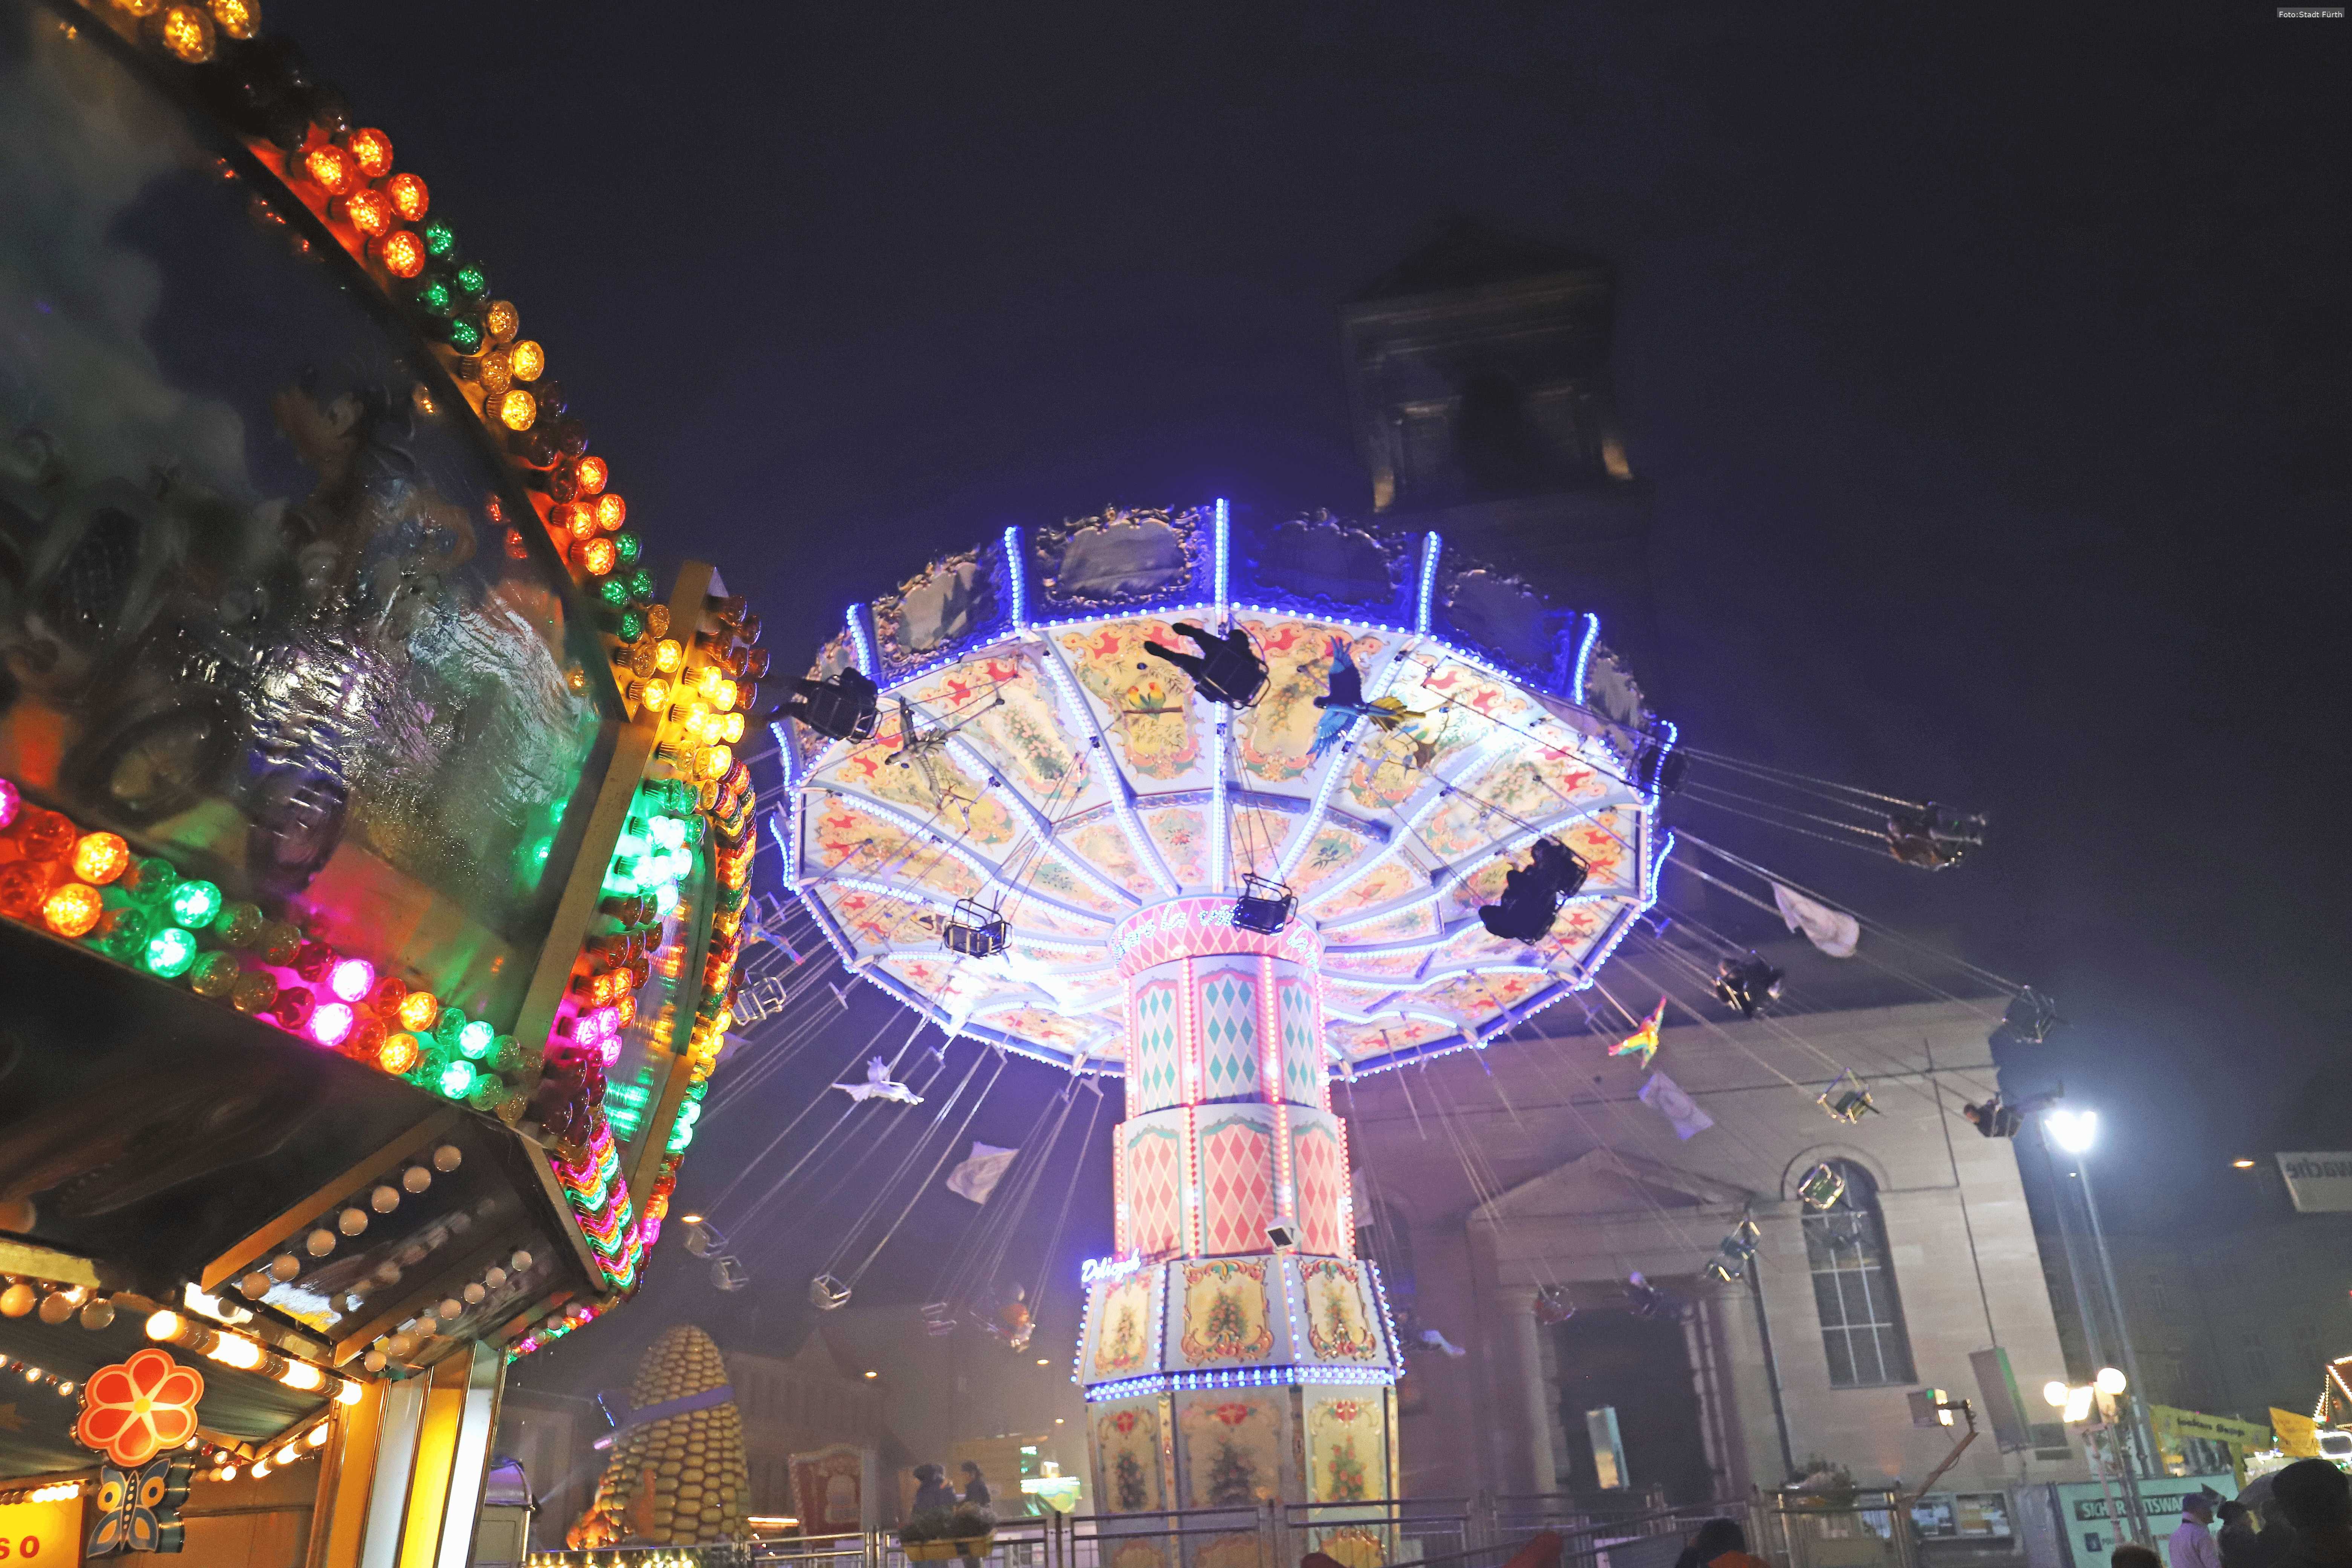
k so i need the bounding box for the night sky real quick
[270,0,2346,1366]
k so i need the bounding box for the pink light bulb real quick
[328,957,375,1003]
[309,1002,355,1048]
[0,778,18,829]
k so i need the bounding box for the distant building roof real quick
[1346,219,1607,303]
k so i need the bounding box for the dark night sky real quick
[271,0,2346,1367]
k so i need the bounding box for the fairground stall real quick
[0,0,763,1560]
[778,505,1674,1566]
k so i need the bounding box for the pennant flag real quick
[945,1142,1019,1204]
[1638,1071,1715,1141]
[1610,997,1668,1067]
[1773,884,1860,959]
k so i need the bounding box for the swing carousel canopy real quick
[779,504,1671,1076]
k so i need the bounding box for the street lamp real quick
[2040,1106,2157,1540]
[2048,1109,2099,1155]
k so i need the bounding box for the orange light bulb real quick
[397,991,439,1032]
[346,127,394,178]
[71,833,130,885]
[344,186,395,237]
[593,493,626,533]
[483,300,519,343]
[42,883,102,939]
[694,745,733,782]
[378,1032,421,1075]
[506,340,545,381]
[303,144,358,197]
[385,172,429,222]
[378,230,426,279]
[158,5,213,61]
[557,503,597,541]
[572,456,608,496]
[207,0,260,41]
[496,389,537,431]
[579,538,618,576]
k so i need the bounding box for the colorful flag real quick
[1610,997,1668,1067]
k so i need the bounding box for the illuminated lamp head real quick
[594,493,626,533]
[483,299,519,343]
[303,143,358,196]
[342,185,395,237]
[496,389,537,432]
[71,832,130,885]
[167,878,222,928]
[158,5,214,62]
[379,1032,422,1075]
[572,455,609,496]
[386,172,429,223]
[397,990,439,1033]
[0,777,19,828]
[42,882,102,938]
[578,538,618,577]
[208,0,261,41]
[346,127,394,178]
[309,1003,355,1049]
[437,1059,477,1100]
[457,1019,496,1060]
[328,957,375,1003]
[507,340,545,381]
[143,926,200,978]
[378,230,426,280]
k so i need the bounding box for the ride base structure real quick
[781,503,1671,1556]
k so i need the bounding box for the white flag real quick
[1773,884,1859,959]
[1639,1071,1715,1141]
[945,1142,1019,1204]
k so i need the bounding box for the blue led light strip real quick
[1212,498,1231,631]
[845,603,877,676]
[1004,525,1029,630]
[1415,532,1443,635]
[1570,613,1600,705]
[1083,1364,1398,1402]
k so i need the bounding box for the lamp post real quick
[2046,1370,2150,1549]
[2045,1112,2160,1475]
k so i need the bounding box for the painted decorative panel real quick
[1291,1118,1347,1257]
[1177,1258,1276,1366]
[1129,977,1183,1115]
[1086,1269,1162,1384]
[1305,1392,1389,1504]
[1175,1390,1289,1508]
[1277,976,1323,1108]
[1294,1259,1384,1365]
[1124,1122,1185,1259]
[1197,1112,1276,1257]
[1194,960,1260,1102]
[1093,1398,1166,1513]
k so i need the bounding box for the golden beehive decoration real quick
[570,1324,749,1546]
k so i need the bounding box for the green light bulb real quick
[169,879,224,929]
[625,568,655,602]
[446,316,484,354]
[144,926,200,978]
[421,219,457,258]
[454,263,489,300]
[438,1059,477,1099]
[458,1019,496,1060]
[615,609,646,642]
[597,578,630,610]
[613,532,641,566]
[414,277,454,316]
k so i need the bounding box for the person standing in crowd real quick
[2250,1498,2300,1568]
[2174,1494,2225,1568]
[2273,1461,2352,1568]
[2223,1501,2263,1568]
[956,1461,993,1568]
[1673,1519,1773,1568]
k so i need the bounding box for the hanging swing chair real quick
[942,898,1009,959]
[1142,622,1269,708]
[1633,735,1687,797]
[710,1255,752,1292]
[1816,1069,1878,1125]
[1533,1286,1576,1325]
[1796,1162,1848,1211]
[808,1273,853,1311]
[1712,952,1784,1018]
[1231,872,1297,936]
[1476,837,1589,944]
[778,668,882,743]
[1990,987,2064,1047]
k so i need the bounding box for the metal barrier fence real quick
[523,1491,1919,1568]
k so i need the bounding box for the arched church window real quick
[1802,1159,1915,1387]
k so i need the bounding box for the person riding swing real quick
[1143,622,1267,707]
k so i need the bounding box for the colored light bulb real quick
[379,1032,421,1075]
[438,1059,476,1099]
[386,172,429,222]
[632,678,670,711]
[379,230,426,279]
[344,186,395,237]
[420,219,456,259]
[496,389,536,430]
[507,340,544,381]
[188,951,240,998]
[304,144,358,196]
[159,5,214,61]
[453,262,489,300]
[557,503,597,541]
[123,856,178,900]
[614,610,646,643]
[0,778,18,828]
[597,578,631,610]
[167,879,222,928]
[473,350,513,398]
[715,712,745,744]
[693,746,733,782]
[309,1002,355,1048]
[446,316,484,354]
[652,639,683,675]
[230,971,279,1014]
[71,833,130,885]
[484,300,519,342]
[398,991,439,1032]
[593,493,626,532]
[207,0,259,40]
[572,455,608,495]
[214,900,264,945]
[143,926,199,978]
[711,679,740,712]
[457,1019,496,1060]
[17,809,76,862]
[328,957,375,1003]
[412,274,453,315]
[42,883,101,938]
[612,532,641,567]
[346,127,394,178]
[578,538,617,576]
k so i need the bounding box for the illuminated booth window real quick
[1802,1160,1915,1388]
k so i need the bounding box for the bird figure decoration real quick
[831,1056,923,1105]
[1415,1328,1468,1358]
[1309,637,1422,760]
[1609,997,1668,1068]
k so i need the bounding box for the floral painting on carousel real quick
[1089,1270,1158,1381]
[1176,1392,1286,1508]
[1095,1402,1164,1514]
[1306,1394,1387,1504]
[1179,1259,1275,1364]
[1299,1260,1382,1362]
[1057,622,1203,780]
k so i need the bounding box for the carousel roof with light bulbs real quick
[776,504,1672,1076]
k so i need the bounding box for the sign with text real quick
[0,1494,83,1565]
[2277,1153,2352,1213]
[2054,1474,2233,1568]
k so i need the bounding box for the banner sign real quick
[2277,1153,2352,1213]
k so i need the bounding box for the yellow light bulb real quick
[507,340,545,381]
[717,713,746,744]
[484,300,519,342]
[475,350,513,397]
[279,1362,324,1391]
[158,5,214,61]
[496,389,537,431]
[207,0,260,41]
[653,639,683,674]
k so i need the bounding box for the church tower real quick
[1339,222,1657,676]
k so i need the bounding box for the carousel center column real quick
[1075,897,1403,1562]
